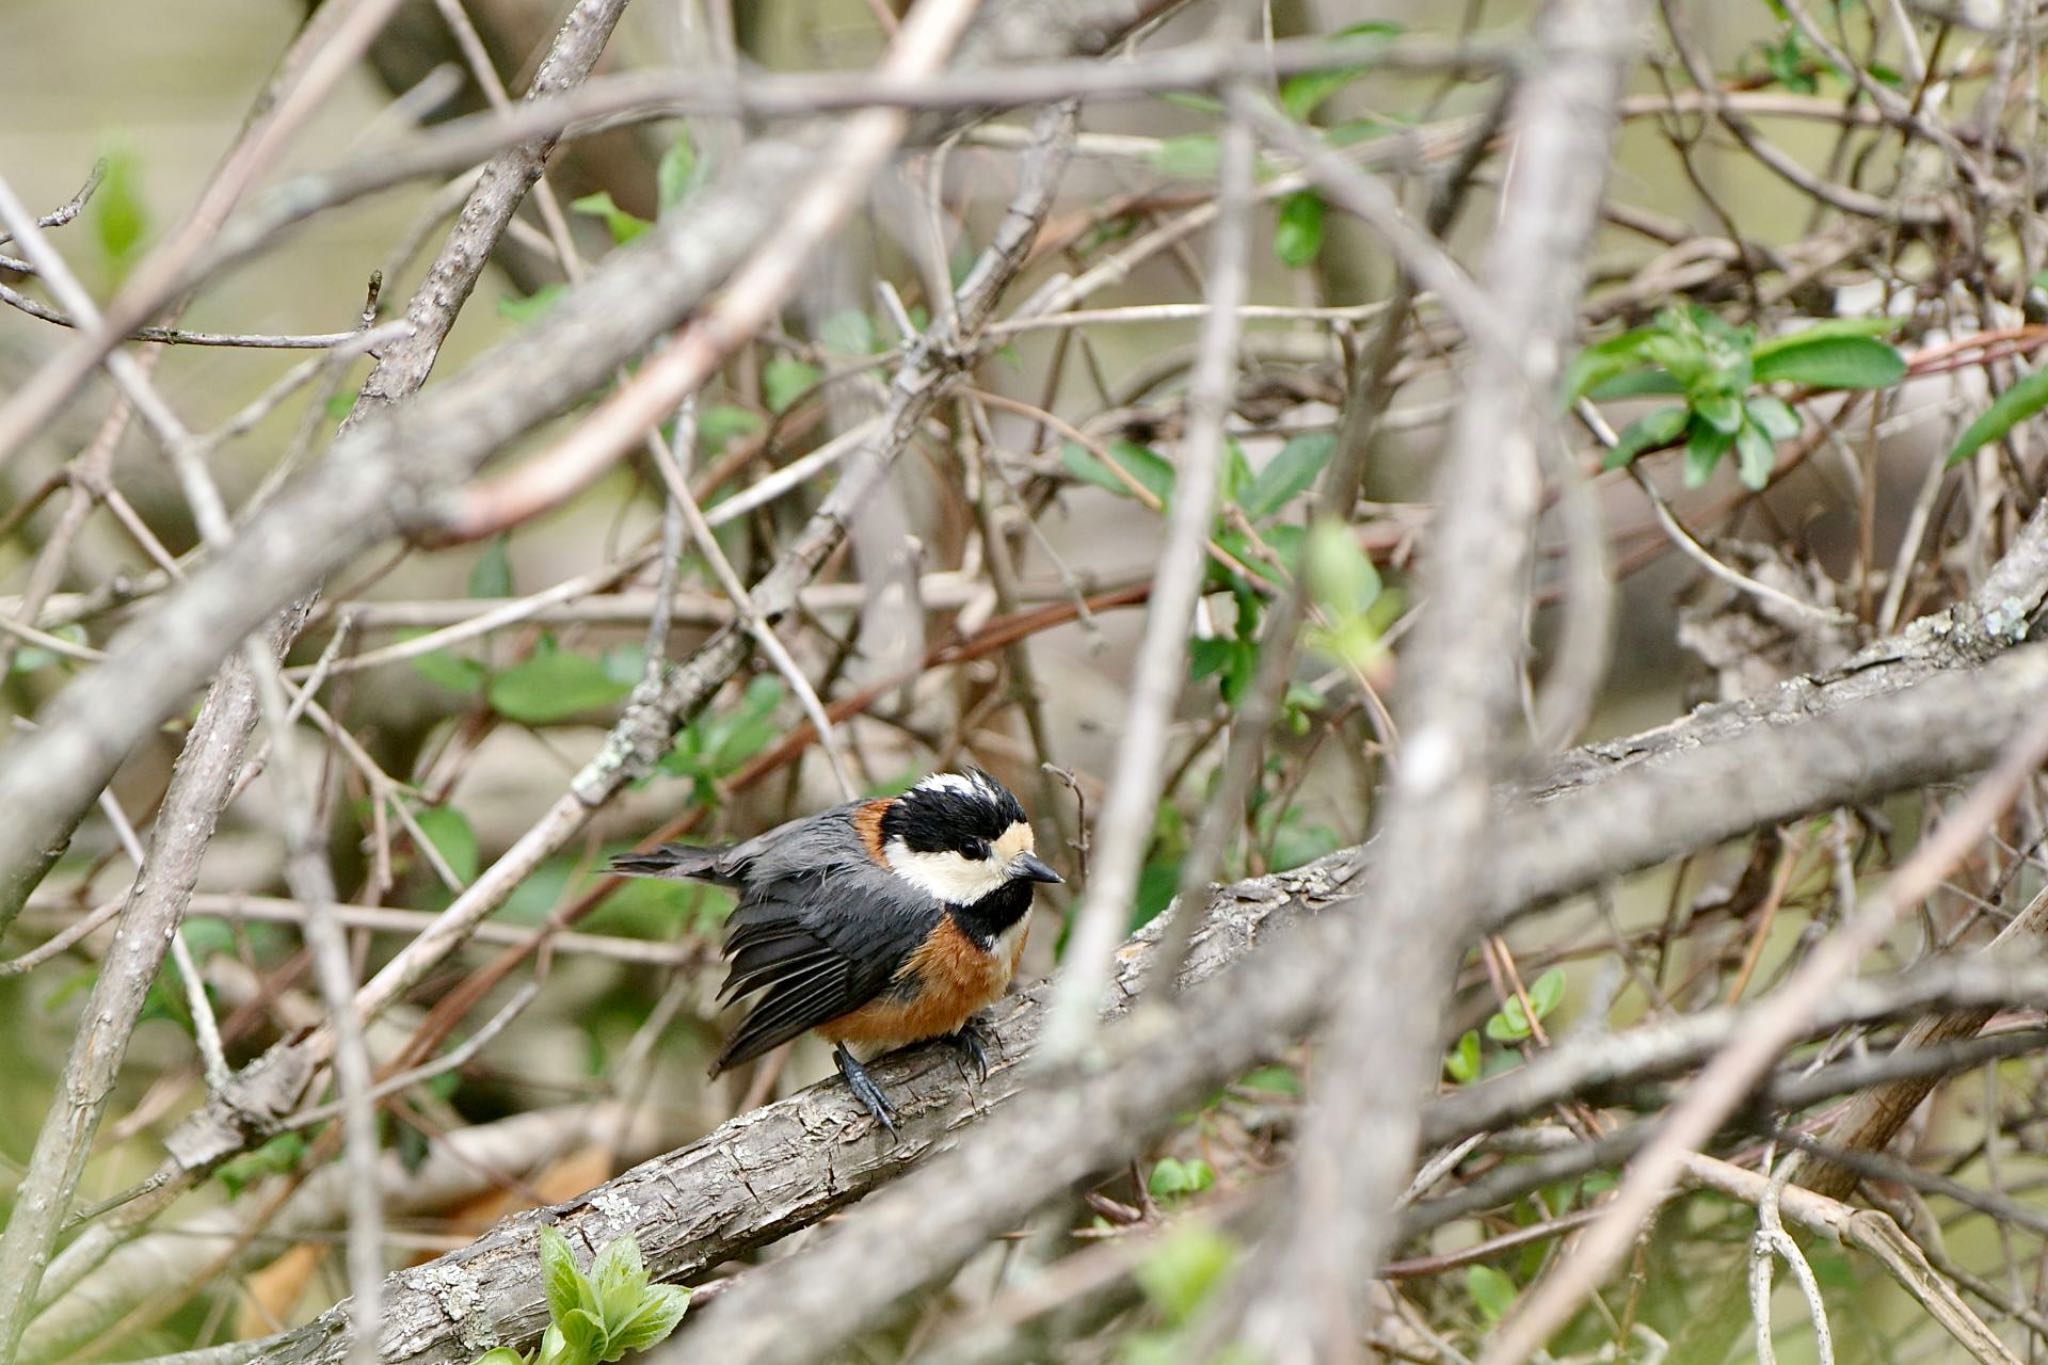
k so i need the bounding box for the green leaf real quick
[411,804,479,884]
[1277,21,1402,119]
[1757,316,1901,346]
[1189,636,1257,704]
[1949,364,2048,466]
[1586,369,1685,401]
[549,1309,604,1365]
[1744,394,1801,441]
[607,1285,691,1355]
[92,147,150,277]
[1273,191,1325,268]
[1734,417,1778,490]
[660,676,783,783]
[1485,999,1532,1043]
[590,1236,649,1335]
[657,133,698,214]
[1241,432,1334,520]
[489,646,633,724]
[410,642,487,696]
[762,356,821,415]
[1304,518,1381,616]
[1527,967,1566,1020]
[1563,326,1660,402]
[1134,1223,1236,1324]
[1751,335,1905,389]
[697,403,763,455]
[1602,405,1688,470]
[470,1349,530,1365]
[1278,68,1359,121]
[538,1228,586,1326]
[498,284,568,324]
[818,309,879,356]
[1059,439,1175,506]
[1467,1264,1517,1322]
[215,1132,307,1198]
[1150,134,1220,180]
[1238,1065,1301,1095]
[1221,437,1254,505]
[1444,1029,1482,1084]
[1761,29,1818,93]
[1683,418,1734,488]
[470,536,514,600]
[570,191,650,245]
[1693,391,1744,435]
[1148,1157,1193,1198]
[1147,1156,1214,1200]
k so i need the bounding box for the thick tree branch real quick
[239,640,2048,1365]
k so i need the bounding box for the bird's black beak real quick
[1013,853,1063,884]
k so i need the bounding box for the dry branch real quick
[234,636,2048,1365]
[1245,3,1641,1355]
[0,0,1162,923]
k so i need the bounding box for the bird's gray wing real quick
[614,802,871,886]
[718,801,874,882]
[712,860,938,1073]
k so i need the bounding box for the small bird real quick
[609,769,1063,1133]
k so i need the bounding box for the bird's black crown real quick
[881,769,1027,857]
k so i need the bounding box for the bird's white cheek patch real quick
[884,840,1010,904]
[993,821,1035,863]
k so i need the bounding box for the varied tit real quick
[609,769,1062,1134]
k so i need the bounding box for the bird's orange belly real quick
[821,916,1028,1052]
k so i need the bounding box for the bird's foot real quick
[941,1017,993,1083]
[834,1044,899,1136]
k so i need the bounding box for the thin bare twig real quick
[1040,37,1257,1061]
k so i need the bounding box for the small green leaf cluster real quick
[471,1229,689,1365]
[564,131,705,249]
[1146,1156,1216,1202]
[1148,23,1401,271]
[1567,306,1904,489]
[1061,430,1348,699]
[654,674,784,805]
[1442,967,1566,1084]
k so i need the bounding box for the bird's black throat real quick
[950,877,1035,949]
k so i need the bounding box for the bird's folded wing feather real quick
[712,862,938,1071]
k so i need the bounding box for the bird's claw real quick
[943,1018,993,1083]
[834,1044,899,1137]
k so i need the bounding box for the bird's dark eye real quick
[968,838,993,860]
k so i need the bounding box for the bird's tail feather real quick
[607,843,736,884]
